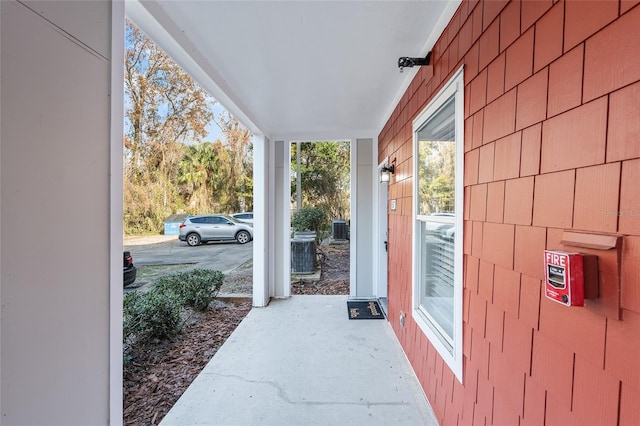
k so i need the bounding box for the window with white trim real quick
[412,67,464,382]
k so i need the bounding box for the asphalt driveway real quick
[124,235,253,289]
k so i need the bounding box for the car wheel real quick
[186,233,201,246]
[236,230,250,244]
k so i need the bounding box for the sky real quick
[205,101,227,143]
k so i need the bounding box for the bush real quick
[123,268,225,349]
[123,290,182,346]
[291,207,327,234]
[155,269,224,312]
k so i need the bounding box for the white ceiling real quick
[126,0,461,140]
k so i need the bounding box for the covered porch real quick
[161,296,438,425]
[4,0,640,424]
[0,0,458,424]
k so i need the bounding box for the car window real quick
[210,216,227,225]
[190,217,207,224]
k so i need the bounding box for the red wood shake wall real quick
[378,0,640,424]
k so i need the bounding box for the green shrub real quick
[123,268,225,351]
[123,289,182,346]
[291,207,327,234]
[155,269,225,311]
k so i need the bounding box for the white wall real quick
[1,1,115,424]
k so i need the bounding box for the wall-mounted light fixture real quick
[380,164,395,183]
[398,51,432,73]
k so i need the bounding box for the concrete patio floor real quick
[161,295,438,425]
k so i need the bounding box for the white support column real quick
[268,137,276,298]
[350,140,357,297]
[353,138,375,298]
[273,140,290,298]
[253,134,271,307]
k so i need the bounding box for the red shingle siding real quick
[378,1,640,423]
[485,181,504,223]
[520,123,541,176]
[493,132,522,180]
[482,90,516,144]
[573,163,621,232]
[620,383,640,425]
[499,0,521,51]
[521,0,553,32]
[547,44,584,117]
[533,1,564,73]
[515,69,548,131]
[519,274,541,330]
[608,82,640,162]
[533,170,575,228]
[583,4,640,101]
[564,0,619,52]
[540,97,608,173]
[504,28,534,90]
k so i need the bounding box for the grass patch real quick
[135,264,195,284]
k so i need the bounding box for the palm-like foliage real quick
[178,142,219,213]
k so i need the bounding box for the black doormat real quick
[347,300,385,320]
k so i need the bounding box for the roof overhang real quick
[126,0,461,141]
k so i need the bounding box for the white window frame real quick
[412,66,464,382]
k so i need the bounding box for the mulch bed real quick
[123,301,252,426]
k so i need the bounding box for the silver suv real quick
[179,214,254,246]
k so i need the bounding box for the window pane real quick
[417,97,455,216]
[419,220,455,343]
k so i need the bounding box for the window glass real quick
[417,98,456,217]
[419,220,455,343]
